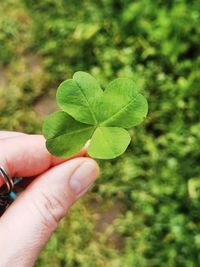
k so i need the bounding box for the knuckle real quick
[32,191,68,230]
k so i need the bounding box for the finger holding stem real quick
[0,134,99,267]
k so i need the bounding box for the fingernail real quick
[69,160,99,195]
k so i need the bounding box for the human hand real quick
[0,131,99,267]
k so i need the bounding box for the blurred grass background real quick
[0,0,200,266]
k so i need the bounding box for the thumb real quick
[0,157,99,267]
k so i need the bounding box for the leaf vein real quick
[49,126,95,140]
[100,94,139,126]
[98,127,115,154]
[75,80,98,124]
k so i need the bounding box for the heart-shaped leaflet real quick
[43,71,148,159]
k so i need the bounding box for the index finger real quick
[0,134,86,187]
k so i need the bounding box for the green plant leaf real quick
[56,71,103,125]
[96,78,148,128]
[88,127,131,159]
[43,111,95,157]
[43,72,148,159]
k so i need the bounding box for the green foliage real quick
[0,0,200,266]
[43,72,147,159]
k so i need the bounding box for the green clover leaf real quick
[43,71,148,159]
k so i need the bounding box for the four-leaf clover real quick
[43,71,148,159]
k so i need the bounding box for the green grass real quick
[0,0,200,266]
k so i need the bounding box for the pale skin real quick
[0,131,100,267]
